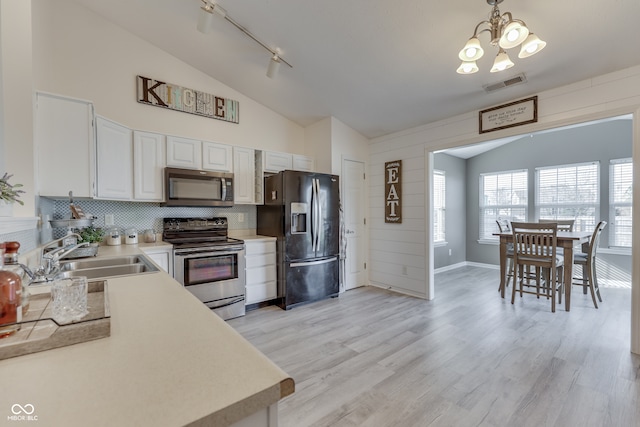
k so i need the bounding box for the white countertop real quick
[0,244,293,426]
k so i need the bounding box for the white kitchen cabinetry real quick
[166,136,202,169]
[167,136,233,172]
[233,147,256,204]
[134,131,165,201]
[292,154,315,172]
[202,141,233,172]
[96,116,133,200]
[263,151,293,173]
[142,246,173,277]
[245,238,277,305]
[35,92,96,198]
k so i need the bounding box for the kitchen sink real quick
[58,255,159,280]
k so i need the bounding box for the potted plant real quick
[0,173,25,216]
[77,226,105,245]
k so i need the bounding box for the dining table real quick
[495,230,592,311]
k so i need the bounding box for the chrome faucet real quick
[24,234,91,284]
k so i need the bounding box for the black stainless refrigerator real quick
[257,170,340,310]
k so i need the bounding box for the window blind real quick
[535,161,599,232]
[479,169,528,240]
[433,170,446,243]
[609,158,633,247]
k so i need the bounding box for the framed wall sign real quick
[136,75,239,124]
[385,160,402,223]
[479,96,537,134]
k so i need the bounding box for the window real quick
[433,170,446,243]
[610,158,633,247]
[479,169,528,240]
[536,162,599,232]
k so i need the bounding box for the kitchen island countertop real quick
[0,244,294,426]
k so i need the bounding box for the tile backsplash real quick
[47,199,257,239]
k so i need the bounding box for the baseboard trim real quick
[435,261,497,274]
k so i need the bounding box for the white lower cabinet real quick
[245,238,277,305]
[142,246,173,277]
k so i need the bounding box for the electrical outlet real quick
[238,213,245,223]
[105,214,114,226]
[402,265,408,275]
[449,249,452,256]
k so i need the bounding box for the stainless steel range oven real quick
[163,218,245,320]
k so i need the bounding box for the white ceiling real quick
[71,0,640,139]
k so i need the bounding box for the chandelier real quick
[457,0,546,75]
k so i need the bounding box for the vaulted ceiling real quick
[71,0,640,139]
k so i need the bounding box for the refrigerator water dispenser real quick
[290,202,308,234]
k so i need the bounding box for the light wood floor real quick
[228,266,640,427]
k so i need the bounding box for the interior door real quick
[343,159,367,290]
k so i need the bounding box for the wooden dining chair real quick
[539,219,575,231]
[511,222,564,312]
[496,218,514,294]
[573,221,607,309]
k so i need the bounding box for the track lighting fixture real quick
[266,53,281,79]
[196,0,292,78]
[457,0,546,75]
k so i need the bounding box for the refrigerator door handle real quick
[290,257,338,268]
[312,178,320,252]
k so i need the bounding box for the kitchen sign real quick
[385,160,402,223]
[136,75,239,124]
[479,96,537,133]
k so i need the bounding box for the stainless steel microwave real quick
[164,167,234,207]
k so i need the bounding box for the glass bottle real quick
[3,241,29,315]
[0,242,22,338]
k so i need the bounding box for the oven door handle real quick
[203,297,245,309]
[174,248,244,257]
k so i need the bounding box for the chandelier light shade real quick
[490,48,514,73]
[196,0,292,78]
[456,0,546,74]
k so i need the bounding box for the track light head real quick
[197,3,214,34]
[266,54,281,79]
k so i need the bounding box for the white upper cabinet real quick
[263,151,293,173]
[202,141,233,172]
[134,131,166,201]
[166,136,202,169]
[233,147,256,204]
[96,116,133,200]
[35,92,96,198]
[166,136,233,172]
[292,154,315,172]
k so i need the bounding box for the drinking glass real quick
[51,276,88,324]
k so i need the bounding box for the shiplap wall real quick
[368,64,640,354]
[368,65,640,297]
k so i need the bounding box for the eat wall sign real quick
[385,160,402,224]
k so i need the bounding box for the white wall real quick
[0,0,35,216]
[330,117,369,177]
[369,65,640,353]
[304,117,332,174]
[31,0,304,153]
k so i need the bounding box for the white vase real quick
[0,200,14,217]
